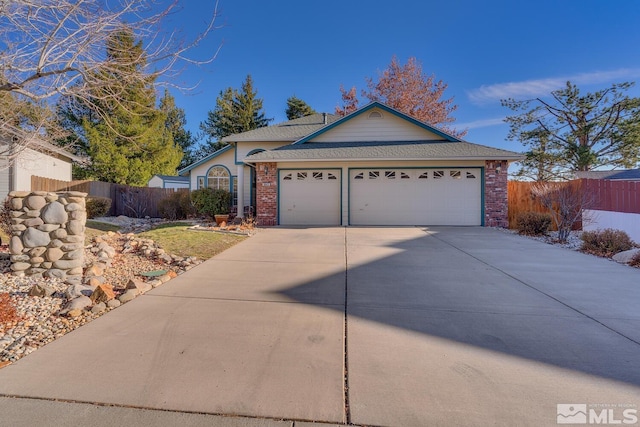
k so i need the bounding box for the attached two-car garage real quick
[278,167,483,226]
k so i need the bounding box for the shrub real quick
[158,191,195,220]
[86,197,112,218]
[516,212,552,236]
[0,198,12,243]
[629,251,640,268]
[0,293,19,330]
[190,188,232,218]
[580,228,634,257]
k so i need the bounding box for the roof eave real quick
[178,144,234,175]
[245,155,524,163]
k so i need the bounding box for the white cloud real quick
[467,68,640,104]
[456,117,505,130]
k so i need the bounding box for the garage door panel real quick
[280,170,341,225]
[350,168,481,226]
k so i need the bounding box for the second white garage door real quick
[349,168,482,226]
[279,169,341,225]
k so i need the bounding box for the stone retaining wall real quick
[8,191,87,285]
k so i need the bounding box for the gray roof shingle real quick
[220,113,339,142]
[244,140,523,162]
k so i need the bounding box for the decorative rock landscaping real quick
[0,227,204,365]
[8,191,87,285]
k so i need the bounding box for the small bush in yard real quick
[158,191,195,220]
[0,293,19,330]
[580,228,634,257]
[0,198,12,243]
[516,212,552,236]
[86,197,112,218]
[630,251,640,268]
[191,188,231,218]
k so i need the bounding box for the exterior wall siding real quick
[310,108,443,143]
[15,147,72,192]
[148,176,163,188]
[484,160,509,227]
[0,157,10,201]
[256,162,277,226]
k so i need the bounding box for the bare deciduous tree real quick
[0,0,220,163]
[531,181,595,242]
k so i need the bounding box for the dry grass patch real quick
[138,223,246,260]
[85,220,121,244]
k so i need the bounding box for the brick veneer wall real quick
[256,162,277,226]
[484,160,509,227]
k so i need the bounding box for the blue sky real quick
[166,0,640,155]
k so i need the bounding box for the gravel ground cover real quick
[0,218,205,366]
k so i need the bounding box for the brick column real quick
[484,160,508,227]
[256,162,277,226]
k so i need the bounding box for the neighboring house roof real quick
[245,140,522,162]
[220,113,340,143]
[178,144,234,175]
[0,125,89,164]
[152,174,189,182]
[294,102,460,144]
[576,169,640,180]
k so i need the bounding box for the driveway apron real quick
[0,227,639,427]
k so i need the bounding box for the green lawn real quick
[138,223,246,260]
[3,220,244,261]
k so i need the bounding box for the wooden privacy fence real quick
[507,180,584,230]
[582,178,640,214]
[508,178,640,229]
[508,181,550,228]
[31,176,187,218]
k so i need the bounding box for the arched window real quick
[207,166,230,191]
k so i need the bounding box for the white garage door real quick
[350,168,482,226]
[279,169,341,225]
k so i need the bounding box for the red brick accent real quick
[484,160,509,227]
[256,162,277,226]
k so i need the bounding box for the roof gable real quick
[177,144,233,175]
[220,113,339,143]
[294,102,460,145]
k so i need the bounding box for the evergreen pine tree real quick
[81,27,182,185]
[159,89,196,170]
[285,95,316,120]
[199,75,272,157]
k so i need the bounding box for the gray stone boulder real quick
[613,248,640,264]
[29,283,56,297]
[60,295,92,315]
[41,201,68,224]
[118,289,138,303]
[91,302,107,314]
[65,283,94,299]
[22,228,50,248]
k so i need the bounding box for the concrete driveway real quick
[0,227,639,427]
